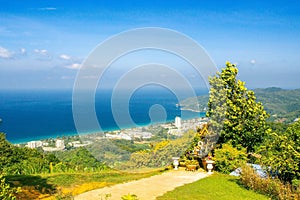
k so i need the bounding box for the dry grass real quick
[240,165,300,200]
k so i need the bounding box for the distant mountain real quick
[179,87,300,123]
[179,95,209,112]
[254,87,300,123]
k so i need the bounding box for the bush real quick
[118,131,196,170]
[258,121,300,183]
[240,165,300,200]
[214,143,247,174]
[0,173,21,200]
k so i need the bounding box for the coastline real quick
[12,111,206,145]
[180,108,203,113]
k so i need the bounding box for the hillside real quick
[180,87,300,123]
[179,95,209,112]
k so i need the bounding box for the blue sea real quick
[0,87,207,143]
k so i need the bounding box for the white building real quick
[119,133,132,140]
[27,141,43,148]
[141,132,153,139]
[175,116,182,129]
[55,139,65,149]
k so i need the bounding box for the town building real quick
[55,139,65,149]
[175,116,182,129]
[27,141,43,148]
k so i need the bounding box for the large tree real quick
[206,62,270,152]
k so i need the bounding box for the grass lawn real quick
[157,173,269,200]
[7,169,162,199]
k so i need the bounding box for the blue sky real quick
[0,0,300,89]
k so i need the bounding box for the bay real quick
[0,87,207,143]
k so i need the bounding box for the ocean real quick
[0,87,207,143]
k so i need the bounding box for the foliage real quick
[54,147,107,172]
[0,132,107,175]
[157,173,268,200]
[121,193,139,200]
[214,143,247,174]
[119,130,195,170]
[111,139,149,153]
[206,61,270,152]
[254,87,300,123]
[267,121,288,133]
[184,159,199,166]
[184,129,201,158]
[258,121,300,183]
[181,87,300,124]
[0,132,59,175]
[0,173,21,200]
[85,139,132,167]
[240,165,300,200]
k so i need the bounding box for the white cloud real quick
[250,59,256,65]
[34,49,48,55]
[65,63,81,70]
[59,54,71,60]
[0,46,13,58]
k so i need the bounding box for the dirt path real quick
[75,170,208,200]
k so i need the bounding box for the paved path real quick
[75,170,208,200]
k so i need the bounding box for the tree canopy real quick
[259,121,300,183]
[206,62,270,152]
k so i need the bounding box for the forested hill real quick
[180,87,300,123]
[254,87,300,123]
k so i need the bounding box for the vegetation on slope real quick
[0,132,161,198]
[180,87,300,123]
[254,87,300,123]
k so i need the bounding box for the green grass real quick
[43,170,162,187]
[157,173,269,200]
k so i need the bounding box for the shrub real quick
[258,121,300,183]
[119,131,195,169]
[185,159,199,166]
[240,165,300,200]
[214,143,247,174]
[0,173,21,200]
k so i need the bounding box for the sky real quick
[0,0,300,89]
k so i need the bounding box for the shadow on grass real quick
[227,176,250,190]
[6,174,57,198]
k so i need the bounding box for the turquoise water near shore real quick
[0,87,207,143]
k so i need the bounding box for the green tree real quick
[259,121,300,183]
[0,132,59,175]
[0,133,21,173]
[207,62,270,152]
[55,147,106,171]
